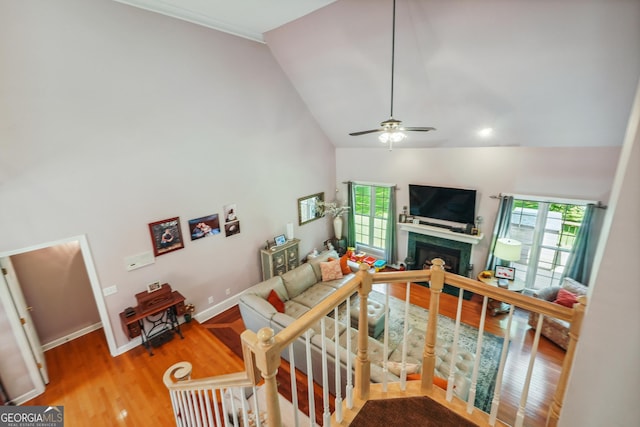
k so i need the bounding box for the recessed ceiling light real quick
[478,127,494,138]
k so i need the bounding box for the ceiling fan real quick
[349,0,435,149]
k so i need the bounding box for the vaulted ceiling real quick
[115,0,640,149]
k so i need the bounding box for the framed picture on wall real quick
[148,217,185,256]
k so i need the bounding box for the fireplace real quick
[407,231,473,299]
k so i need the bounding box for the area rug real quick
[333,292,504,413]
[350,396,479,427]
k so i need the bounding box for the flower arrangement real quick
[185,303,195,314]
[317,201,350,218]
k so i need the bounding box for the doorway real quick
[0,235,117,403]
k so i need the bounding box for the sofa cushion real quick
[245,275,289,301]
[554,288,578,308]
[293,283,336,308]
[307,250,340,281]
[284,300,311,320]
[321,273,355,290]
[320,259,343,281]
[562,277,588,296]
[281,264,318,299]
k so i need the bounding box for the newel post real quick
[546,295,587,427]
[253,327,282,427]
[421,258,444,392]
[355,263,372,400]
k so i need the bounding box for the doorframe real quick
[0,234,117,358]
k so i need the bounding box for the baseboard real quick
[42,322,103,352]
[195,293,241,323]
[9,388,42,406]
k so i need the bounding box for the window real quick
[352,184,391,257]
[508,200,586,289]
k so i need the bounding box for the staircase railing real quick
[164,259,586,427]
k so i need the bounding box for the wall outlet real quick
[208,296,214,304]
[103,285,117,296]
[225,288,231,296]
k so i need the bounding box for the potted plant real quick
[184,303,195,322]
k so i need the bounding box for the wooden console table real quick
[120,287,185,355]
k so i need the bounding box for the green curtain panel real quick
[485,195,514,271]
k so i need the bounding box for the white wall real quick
[560,83,640,426]
[0,0,335,369]
[336,146,620,272]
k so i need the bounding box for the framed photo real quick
[224,203,237,223]
[148,217,185,256]
[188,213,221,241]
[225,220,241,237]
[147,281,162,293]
[495,266,515,280]
[274,234,286,246]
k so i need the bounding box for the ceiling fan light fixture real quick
[379,130,406,144]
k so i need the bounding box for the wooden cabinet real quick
[260,239,300,280]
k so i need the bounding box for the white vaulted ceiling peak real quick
[115,0,640,149]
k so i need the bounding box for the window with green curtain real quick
[353,184,391,254]
[509,200,586,289]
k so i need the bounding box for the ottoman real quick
[350,298,386,338]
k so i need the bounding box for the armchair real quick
[528,277,588,350]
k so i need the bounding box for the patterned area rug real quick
[334,291,504,412]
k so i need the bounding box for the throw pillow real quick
[554,288,578,308]
[404,373,448,390]
[320,259,343,282]
[267,289,285,313]
[339,255,351,275]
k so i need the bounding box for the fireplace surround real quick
[407,231,474,299]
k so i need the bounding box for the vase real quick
[333,216,343,239]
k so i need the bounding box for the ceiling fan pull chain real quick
[390,0,396,119]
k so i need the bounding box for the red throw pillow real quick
[554,288,579,308]
[267,289,285,313]
[339,255,351,275]
[433,376,448,390]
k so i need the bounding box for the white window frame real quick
[352,184,391,259]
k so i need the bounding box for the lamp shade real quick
[494,238,522,262]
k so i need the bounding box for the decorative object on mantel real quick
[399,206,408,223]
[318,200,350,239]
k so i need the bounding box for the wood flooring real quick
[23,282,565,427]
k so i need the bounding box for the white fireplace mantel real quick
[400,222,484,245]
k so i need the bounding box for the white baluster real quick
[345,295,354,409]
[239,387,249,427]
[203,389,214,426]
[447,288,465,402]
[515,312,544,427]
[187,390,197,427]
[251,385,261,427]
[305,330,315,427]
[212,389,222,427]
[334,307,343,422]
[400,281,412,390]
[169,390,181,426]
[195,389,205,427]
[467,295,489,414]
[320,318,331,426]
[382,283,391,392]
[288,345,300,427]
[489,304,515,426]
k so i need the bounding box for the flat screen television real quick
[409,184,476,224]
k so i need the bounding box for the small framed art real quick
[147,281,162,293]
[495,266,515,280]
[274,234,286,246]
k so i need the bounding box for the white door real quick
[0,257,49,384]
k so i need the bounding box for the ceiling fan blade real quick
[402,127,436,132]
[349,129,384,136]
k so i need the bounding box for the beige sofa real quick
[527,277,588,350]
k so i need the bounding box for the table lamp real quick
[494,238,522,267]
